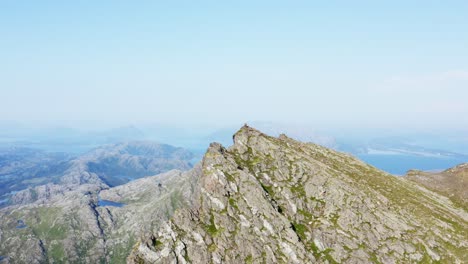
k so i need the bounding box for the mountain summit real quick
[129,125,467,263]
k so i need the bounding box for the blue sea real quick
[357,154,467,175]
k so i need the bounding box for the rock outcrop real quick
[129,125,468,264]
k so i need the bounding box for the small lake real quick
[97,198,125,207]
[16,220,27,229]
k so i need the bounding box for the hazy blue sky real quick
[1,1,467,130]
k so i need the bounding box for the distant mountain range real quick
[0,147,71,201]
[0,141,194,206]
[1,122,466,174]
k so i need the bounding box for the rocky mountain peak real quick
[129,126,468,264]
[232,124,263,146]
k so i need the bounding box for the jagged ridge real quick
[129,125,468,264]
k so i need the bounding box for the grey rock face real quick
[130,125,468,264]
